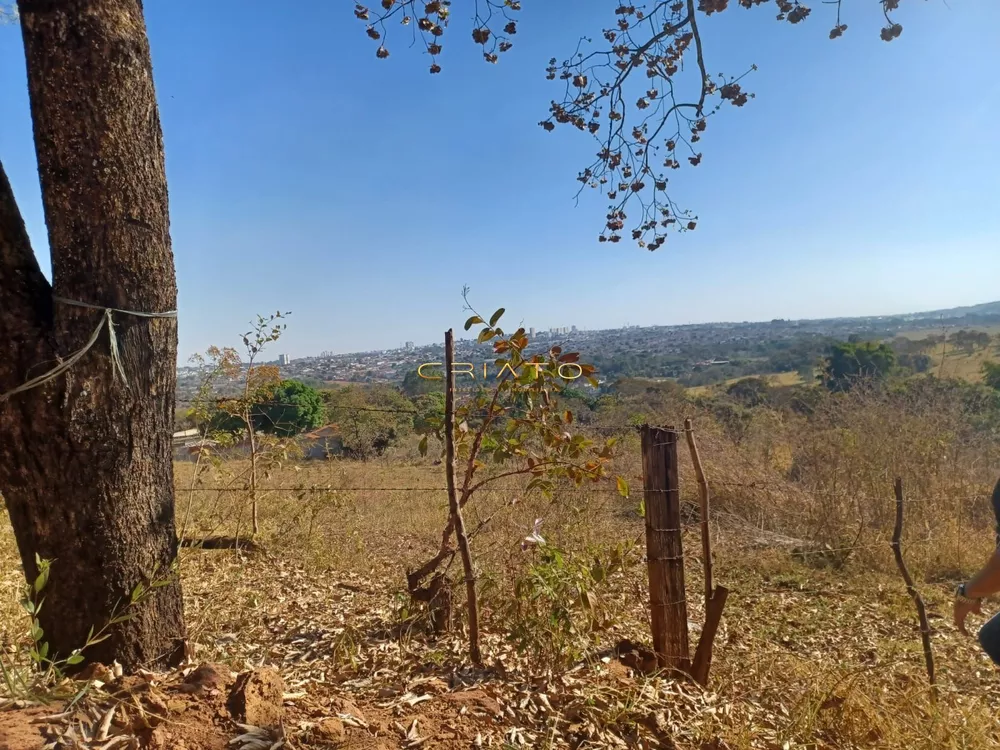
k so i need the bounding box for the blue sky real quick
[1,1,998,360]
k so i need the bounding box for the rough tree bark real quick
[0,0,185,671]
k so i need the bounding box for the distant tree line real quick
[190,329,999,456]
[189,375,447,461]
[575,328,998,390]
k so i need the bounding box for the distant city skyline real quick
[230,296,999,362]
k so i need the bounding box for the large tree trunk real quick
[0,0,185,671]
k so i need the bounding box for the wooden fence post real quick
[640,425,691,673]
[891,478,936,701]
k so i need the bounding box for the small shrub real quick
[1,556,176,701]
[498,542,632,669]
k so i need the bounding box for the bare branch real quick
[352,0,910,250]
[353,1,907,247]
[535,0,910,248]
[355,0,521,72]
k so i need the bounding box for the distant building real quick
[278,354,291,365]
[172,429,218,462]
[405,341,414,351]
[571,325,577,333]
[529,327,535,338]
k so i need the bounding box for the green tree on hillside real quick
[412,392,446,433]
[897,353,933,374]
[255,380,325,437]
[952,329,992,354]
[322,385,415,460]
[207,378,324,438]
[726,377,772,408]
[402,368,443,397]
[821,341,897,392]
[984,362,1000,392]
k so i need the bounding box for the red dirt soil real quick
[0,661,544,750]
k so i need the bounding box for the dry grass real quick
[3,383,1000,748]
[687,371,805,397]
[932,347,997,384]
[894,325,1000,384]
[895,325,1000,341]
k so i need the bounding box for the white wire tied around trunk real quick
[0,297,177,403]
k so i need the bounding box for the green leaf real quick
[616,476,629,498]
[477,329,495,344]
[130,583,145,604]
[637,498,645,518]
[464,315,484,331]
[33,568,49,594]
[418,435,429,457]
[489,308,505,327]
[65,653,85,666]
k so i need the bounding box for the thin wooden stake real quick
[684,418,727,686]
[891,478,936,701]
[691,585,728,687]
[684,418,713,605]
[445,329,482,665]
[640,425,690,673]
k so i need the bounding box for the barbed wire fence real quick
[171,391,997,689]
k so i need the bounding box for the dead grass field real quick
[3,383,1000,748]
[895,325,1000,341]
[896,326,1000,384]
[932,347,998,384]
[687,371,805,397]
